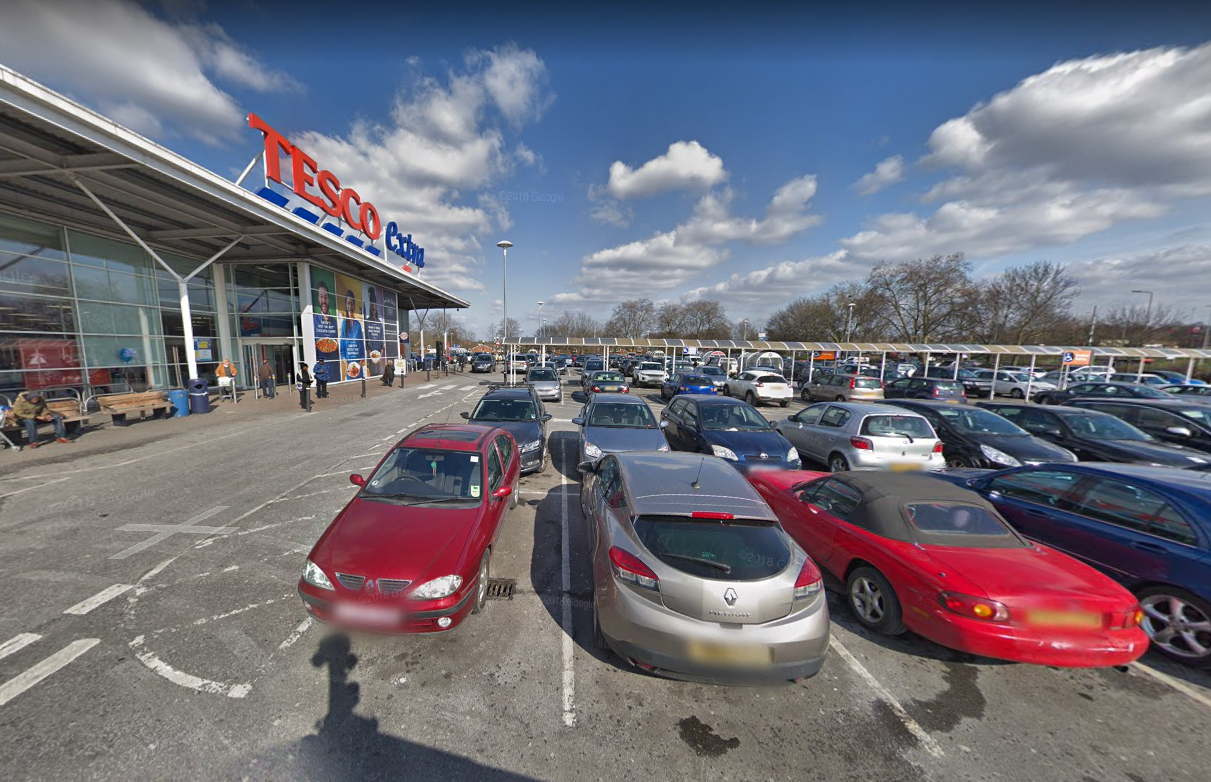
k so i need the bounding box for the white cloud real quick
[514,142,540,168]
[295,45,553,294]
[0,0,296,145]
[684,251,855,309]
[852,156,905,196]
[588,199,633,229]
[605,141,727,199]
[1069,243,1211,313]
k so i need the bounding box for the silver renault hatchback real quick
[578,451,829,684]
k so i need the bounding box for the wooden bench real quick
[96,391,171,426]
[0,397,90,451]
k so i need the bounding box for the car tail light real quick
[849,378,857,389]
[938,592,1009,622]
[592,386,601,392]
[933,387,943,397]
[621,386,629,393]
[932,441,944,454]
[691,511,734,520]
[1109,606,1145,630]
[794,558,823,600]
[756,382,764,388]
[609,547,659,591]
[850,437,873,450]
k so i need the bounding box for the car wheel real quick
[779,400,790,408]
[1136,586,1211,667]
[591,598,609,651]
[828,453,850,473]
[801,388,809,401]
[835,395,846,402]
[510,481,519,509]
[846,567,905,636]
[1010,388,1025,399]
[946,456,972,469]
[745,391,756,406]
[471,552,490,615]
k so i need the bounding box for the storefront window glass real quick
[0,213,66,260]
[0,252,72,296]
[66,231,154,275]
[0,292,75,332]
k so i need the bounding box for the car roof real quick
[613,452,776,520]
[589,393,646,405]
[684,395,746,406]
[404,424,494,450]
[1068,398,1203,410]
[811,401,928,417]
[483,388,538,400]
[1029,463,1211,498]
[882,399,972,410]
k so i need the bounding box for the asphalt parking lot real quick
[1,371,1209,781]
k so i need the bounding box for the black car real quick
[883,376,968,403]
[924,366,992,397]
[461,387,552,473]
[1163,385,1211,402]
[977,402,1211,469]
[1064,399,1211,455]
[469,352,497,373]
[659,395,800,474]
[1033,381,1172,405]
[882,399,1076,469]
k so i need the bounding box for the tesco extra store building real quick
[0,64,467,398]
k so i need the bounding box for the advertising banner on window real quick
[307,265,403,383]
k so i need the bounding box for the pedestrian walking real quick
[298,362,313,410]
[257,359,275,398]
[381,359,395,387]
[12,391,72,448]
[314,359,330,398]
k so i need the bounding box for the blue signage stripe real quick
[364,246,382,257]
[321,223,344,237]
[345,236,365,248]
[292,207,320,223]
[256,187,290,207]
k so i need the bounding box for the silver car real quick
[526,368,562,403]
[578,451,830,684]
[572,393,669,462]
[776,402,945,473]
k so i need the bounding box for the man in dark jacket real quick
[314,359,329,398]
[257,359,275,398]
[13,392,71,448]
[381,360,395,387]
[298,363,313,410]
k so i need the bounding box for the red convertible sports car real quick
[298,423,520,633]
[748,470,1149,667]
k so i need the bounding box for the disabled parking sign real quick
[1062,349,1092,366]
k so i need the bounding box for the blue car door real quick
[980,468,1091,558]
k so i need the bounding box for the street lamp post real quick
[1131,289,1154,381]
[497,240,513,383]
[741,319,749,341]
[537,301,544,363]
[844,302,856,359]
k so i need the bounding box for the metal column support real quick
[989,353,1001,400]
[1025,355,1037,401]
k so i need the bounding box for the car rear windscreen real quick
[854,377,882,389]
[758,375,787,384]
[933,381,963,392]
[904,503,1016,539]
[634,516,791,581]
[860,415,935,438]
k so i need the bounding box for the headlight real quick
[583,441,602,459]
[787,447,800,463]
[302,560,335,591]
[410,575,463,600]
[520,439,542,452]
[979,444,1021,467]
[712,445,739,460]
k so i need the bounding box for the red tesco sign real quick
[248,113,382,241]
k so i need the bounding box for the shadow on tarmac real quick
[229,634,537,781]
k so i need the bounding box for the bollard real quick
[361,375,367,398]
[303,386,312,413]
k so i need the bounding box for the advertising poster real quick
[382,290,398,330]
[343,359,364,382]
[312,267,338,319]
[313,312,340,379]
[19,338,83,389]
[338,315,364,361]
[335,274,362,328]
[364,320,385,375]
[362,282,383,322]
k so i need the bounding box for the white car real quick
[631,361,668,388]
[724,370,794,407]
[991,371,1055,399]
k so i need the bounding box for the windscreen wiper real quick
[398,496,472,507]
[661,554,732,573]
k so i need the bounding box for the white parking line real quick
[0,633,42,661]
[278,617,315,650]
[63,584,134,615]
[1131,661,1211,712]
[828,636,944,758]
[560,437,576,728]
[460,384,478,391]
[128,635,250,698]
[0,638,99,707]
[0,477,72,500]
[111,506,234,559]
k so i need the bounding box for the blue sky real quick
[3,0,1211,337]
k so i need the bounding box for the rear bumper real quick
[607,637,826,684]
[534,388,561,401]
[848,451,946,471]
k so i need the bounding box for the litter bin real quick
[187,378,211,414]
[168,388,190,418]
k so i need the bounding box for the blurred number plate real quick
[335,603,400,625]
[889,462,925,472]
[1026,610,1102,629]
[686,641,771,666]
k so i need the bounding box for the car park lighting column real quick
[497,240,513,384]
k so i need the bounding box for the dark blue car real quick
[659,395,800,474]
[660,372,718,401]
[933,463,1211,668]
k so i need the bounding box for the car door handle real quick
[1130,540,1167,554]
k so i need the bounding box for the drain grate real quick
[485,578,516,600]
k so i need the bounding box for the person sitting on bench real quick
[13,392,72,449]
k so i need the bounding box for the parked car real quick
[881,399,1077,469]
[725,370,794,407]
[987,371,1057,400]
[298,424,520,634]
[1150,370,1204,386]
[571,355,584,369]
[696,364,728,390]
[748,470,1147,666]
[583,358,604,375]
[631,361,668,388]
[801,373,884,404]
[1110,372,1170,387]
[776,402,945,473]
[470,352,497,373]
[1063,399,1211,454]
[573,393,669,462]
[976,403,1211,469]
[584,370,629,398]
[883,376,967,404]
[660,395,800,473]
[461,387,552,473]
[1033,381,1174,405]
[525,367,563,403]
[660,372,717,400]
[1163,384,1211,399]
[926,367,993,397]
[505,353,529,374]
[577,451,830,683]
[932,463,1211,667]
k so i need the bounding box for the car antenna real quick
[691,456,705,490]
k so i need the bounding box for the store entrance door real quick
[242,342,295,393]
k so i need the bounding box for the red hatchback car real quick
[747,470,1149,667]
[298,424,520,633]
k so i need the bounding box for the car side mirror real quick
[1166,425,1194,438]
[542,414,553,422]
[1039,427,1063,438]
[571,391,586,404]
[460,411,470,419]
[659,419,670,429]
[492,485,512,500]
[576,461,596,474]
[571,416,584,426]
[349,474,365,487]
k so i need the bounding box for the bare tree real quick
[681,300,732,339]
[974,260,1079,344]
[1102,304,1183,346]
[865,253,979,342]
[546,310,602,338]
[652,302,690,337]
[413,310,476,346]
[488,317,522,342]
[604,298,657,339]
[764,282,881,342]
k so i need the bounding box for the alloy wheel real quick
[1140,593,1211,661]
[850,577,885,623]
